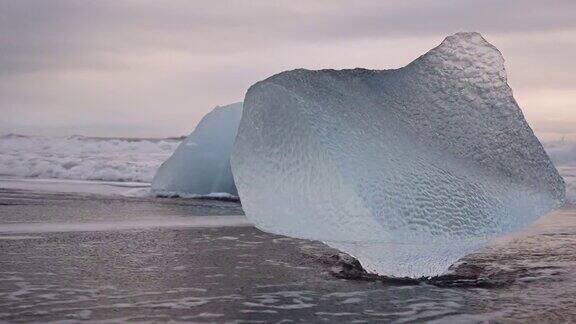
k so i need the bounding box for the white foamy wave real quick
[0,134,180,183]
[544,140,576,204]
[153,190,239,200]
[562,168,576,204]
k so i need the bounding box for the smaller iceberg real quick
[152,102,242,197]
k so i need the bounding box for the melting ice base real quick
[232,32,566,278]
[152,102,242,196]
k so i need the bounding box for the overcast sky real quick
[1,0,574,139]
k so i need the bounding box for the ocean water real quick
[0,134,180,183]
[0,133,574,202]
[545,139,576,203]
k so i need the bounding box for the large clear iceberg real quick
[231,32,566,278]
[152,102,242,197]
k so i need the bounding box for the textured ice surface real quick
[152,102,242,196]
[231,32,566,278]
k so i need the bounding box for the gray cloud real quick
[0,0,575,137]
[2,0,575,73]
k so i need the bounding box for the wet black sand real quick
[1,188,576,322]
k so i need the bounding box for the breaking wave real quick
[545,139,576,203]
[0,134,180,183]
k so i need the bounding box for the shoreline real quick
[1,186,576,322]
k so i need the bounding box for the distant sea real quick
[0,133,574,203]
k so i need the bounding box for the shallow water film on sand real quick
[1,187,576,322]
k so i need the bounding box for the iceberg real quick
[152,102,242,197]
[231,32,565,278]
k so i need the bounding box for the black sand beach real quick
[1,187,576,323]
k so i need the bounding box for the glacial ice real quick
[231,32,566,278]
[152,102,242,197]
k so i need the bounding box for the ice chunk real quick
[231,32,565,278]
[152,102,242,196]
